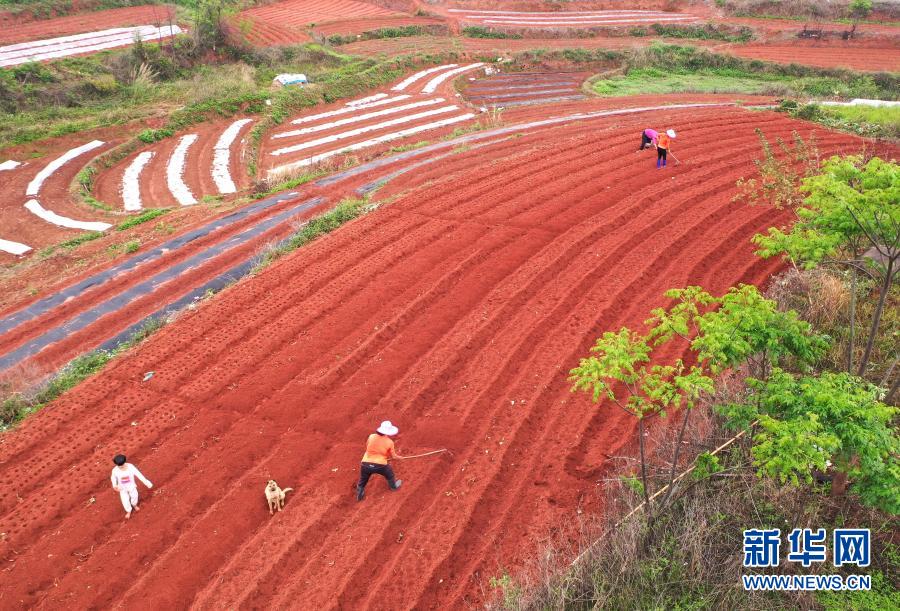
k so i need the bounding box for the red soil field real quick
[313,15,448,37]
[227,15,312,46]
[339,33,717,56]
[0,131,121,263]
[242,0,399,29]
[0,4,177,45]
[723,43,900,72]
[0,104,886,608]
[93,117,255,211]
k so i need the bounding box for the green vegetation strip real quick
[779,100,900,140]
[116,208,169,231]
[253,196,369,272]
[591,43,898,100]
[0,318,164,430]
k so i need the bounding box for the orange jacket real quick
[658,134,672,150]
[362,433,394,465]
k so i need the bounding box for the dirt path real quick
[1,103,892,608]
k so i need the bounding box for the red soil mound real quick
[725,43,900,72]
[0,4,178,45]
[0,105,884,607]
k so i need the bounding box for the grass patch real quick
[0,315,164,430]
[590,44,899,100]
[387,140,430,153]
[107,239,141,256]
[38,230,105,257]
[650,22,754,42]
[252,169,328,199]
[0,42,351,149]
[593,66,788,96]
[116,208,169,231]
[326,25,436,46]
[252,196,370,272]
[802,103,899,139]
[60,231,104,249]
[462,26,523,40]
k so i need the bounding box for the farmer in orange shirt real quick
[356,420,405,501]
[657,129,676,169]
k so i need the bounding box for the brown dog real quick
[264,479,293,515]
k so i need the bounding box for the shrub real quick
[462,26,522,40]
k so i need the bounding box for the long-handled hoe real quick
[397,448,450,460]
[669,151,682,165]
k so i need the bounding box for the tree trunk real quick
[638,418,651,509]
[846,269,857,372]
[886,375,900,406]
[858,258,894,377]
[832,470,849,496]
[660,408,691,508]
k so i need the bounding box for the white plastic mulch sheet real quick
[0,25,183,67]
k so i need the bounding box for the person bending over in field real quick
[110,454,153,519]
[657,129,676,168]
[639,127,659,151]
[357,420,405,501]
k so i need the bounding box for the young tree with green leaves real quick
[719,368,899,513]
[847,0,873,39]
[753,155,899,378]
[570,285,826,510]
[570,327,714,507]
[194,0,239,52]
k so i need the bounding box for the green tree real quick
[571,285,825,509]
[570,328,714,507]
[721,369,900,513]
[753,156,899,378]
[847,0,873,38]
[194,0,238,52]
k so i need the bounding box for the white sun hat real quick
[377,420,399,436]
[667,129,677,138]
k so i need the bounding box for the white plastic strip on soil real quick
[481,17,695,25]
[421,63,484,94]
[268,113,474,177]
[478,14,693,21]
[25,140,105,196]
[24,199,112,231]
[0,238,32,256]
[347,93,389,106]
[0,25,182,67]
[271,105,461,157]
[212,118,254,194]
[447,9,665,14]
[0,160,21,171]
[121,151,154,211]
[819,98,900,107]
[391,64,458,91]
[167,134,199,206]
[466,13,687,19]
[290,94,412,125]
[273,98,445,139]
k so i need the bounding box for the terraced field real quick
[2,101,890,608]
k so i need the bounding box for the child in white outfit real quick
[110,454,153,519]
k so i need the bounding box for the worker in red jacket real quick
[357,420,405,501]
